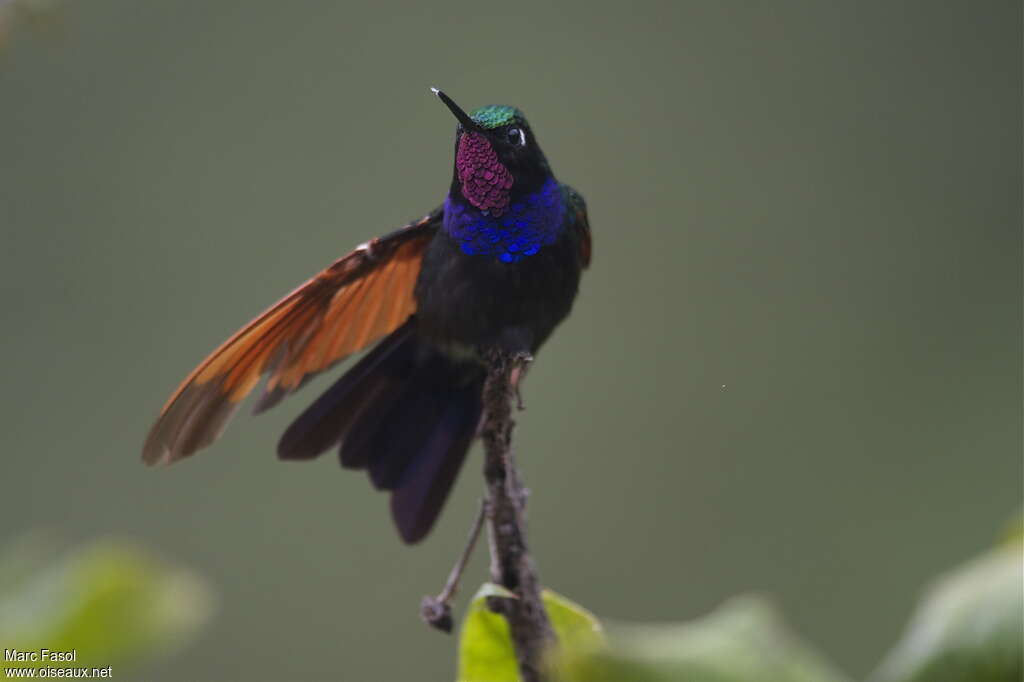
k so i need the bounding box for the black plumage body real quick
[415,205,585,358]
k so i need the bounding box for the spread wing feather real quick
[142,209,442,466]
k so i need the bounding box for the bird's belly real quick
[414,229,581,358]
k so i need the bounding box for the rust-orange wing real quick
[142,209,442,466]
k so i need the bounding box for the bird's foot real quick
[509,352,533,411]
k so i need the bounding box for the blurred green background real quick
[1,1,1020,680]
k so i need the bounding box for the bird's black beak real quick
[431,88,482,133]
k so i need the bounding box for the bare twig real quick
[480,349,556,682]
[421,499,488,633]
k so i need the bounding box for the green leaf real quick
[543,589,605,652]
[0,538,212,670]
[555,595,851,682]
[868,539,1023,682]
[457,584,604,682]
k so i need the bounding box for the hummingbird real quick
[143,89,591,544]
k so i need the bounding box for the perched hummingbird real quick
[143,90,591,543]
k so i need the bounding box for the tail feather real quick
[336,379,404,470]
[277,321,415,461]
[390,383,482,543]
[276,319,483,543]
[366,387,445,490]
[337,375,410,471]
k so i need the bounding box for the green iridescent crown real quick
[469,104,524,129]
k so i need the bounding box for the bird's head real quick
[432,88,552,217]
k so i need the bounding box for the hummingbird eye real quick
[507,127,526,147]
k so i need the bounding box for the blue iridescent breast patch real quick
[444,178,565,263]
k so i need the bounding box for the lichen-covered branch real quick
[480,349,556,682]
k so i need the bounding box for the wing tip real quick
[142,424,190,466]
[141,381,241,467]
[141,439,174,467]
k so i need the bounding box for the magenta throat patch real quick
[456,132,513,215]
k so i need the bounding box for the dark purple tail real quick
[277,320,483,543]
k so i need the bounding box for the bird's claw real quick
[509,353,533,411]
